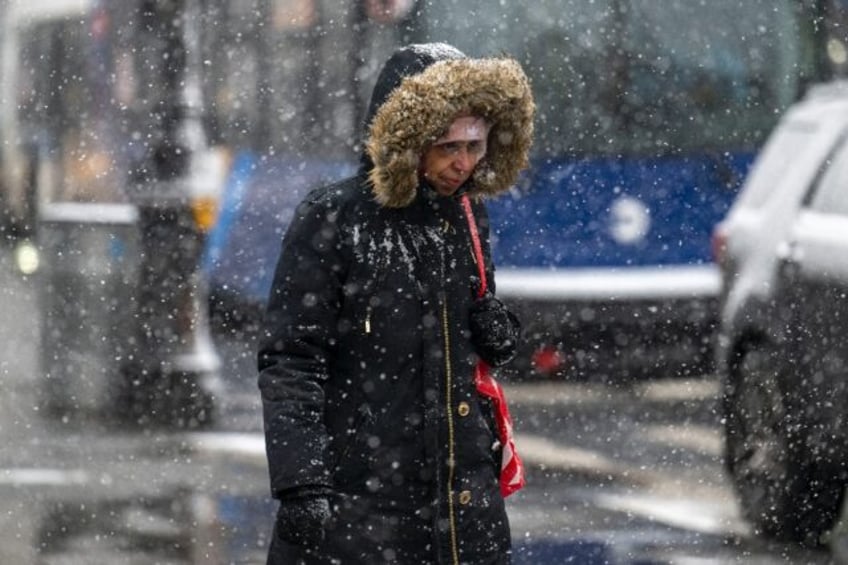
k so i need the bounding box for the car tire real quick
[723,340,845,546]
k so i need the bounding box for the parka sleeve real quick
[257,193,346,497]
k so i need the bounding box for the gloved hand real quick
[469,292,521,367]
[275,487,333,548]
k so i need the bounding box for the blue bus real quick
[3,0,843,378]
[200,0,829,379]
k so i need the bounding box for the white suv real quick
[713,81,848,546]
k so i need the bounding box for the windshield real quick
[427,0,813,157]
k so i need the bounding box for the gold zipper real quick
[441,295,460,565]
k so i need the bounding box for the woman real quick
[259,42,535,564]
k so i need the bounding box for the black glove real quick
[469,292,521,367]
[275,487,333,548]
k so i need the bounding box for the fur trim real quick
[366,57,535,208]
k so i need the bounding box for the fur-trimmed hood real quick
[364,44,535,208]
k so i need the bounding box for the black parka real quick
[258,43,535,565]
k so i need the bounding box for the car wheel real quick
[723,341,845,545]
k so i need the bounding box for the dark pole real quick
[121,0,221,428]
[794,0,834,85]
[811,0,835,82]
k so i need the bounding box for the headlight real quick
[15,240,39,275]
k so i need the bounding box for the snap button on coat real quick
[458,490,472,505]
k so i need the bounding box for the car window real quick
[735,121,816,208]
[808,135,848,216]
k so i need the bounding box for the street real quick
[0,240,836,564]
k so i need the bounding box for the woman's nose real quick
[454,149,476,172]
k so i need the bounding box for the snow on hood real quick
[364,45,535,208]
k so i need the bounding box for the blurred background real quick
[3,0,848,563]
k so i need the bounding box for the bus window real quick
[619,0,804,153]
[426,0,811,159]
[200,0,265,151]
[200,0,422,161]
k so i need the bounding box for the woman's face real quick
[421,116,489,196]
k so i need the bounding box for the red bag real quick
[460,195,526,497]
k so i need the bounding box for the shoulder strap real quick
[460,194,487,298]
[460,196,526,497]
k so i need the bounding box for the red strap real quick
[460,194,525,497]
[460,194,487,298]
[474,362,526,497]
